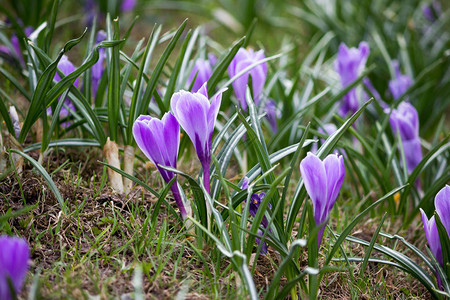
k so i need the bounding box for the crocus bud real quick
[388,60,413,100]
[0,235,30,300]
[389,102,422,174]
[300,152,345,246]
[133,113,188,219]
[334,42,369,116]
[228,48,267,111]
[187,55,215,93]
[170,83,223,194]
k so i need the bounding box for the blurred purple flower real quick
[311,123,337,154]
[362,77,388,109]
[228,48,267,111]
[133,113,188,219]
[265,99,281,133]
[188,55,216,93]
[300,152,345,246]
[92,30,107,99]
[0,26,33,67]
[171,83,223,194]
[389,102,422,174]
[83,0,100,27]
[334,42,369,116]
[47,55,79,128]
[423,1,441,22]
[121,0,136,11]
[388,60,413,100]
[241,177,271,254]
[0,235,30,300]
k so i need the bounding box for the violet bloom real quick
[0,26,33,67]
[47,55,79,128]
[300,152,345,246]
[265,99,281,133]
[170,83,222,194]
[228,48,267,111]
[92,30,107,99]
[389,102,422,174]
[187,55,215,93]
[121,0,137,12]
[388,60,413,100]
[423,1,441,22]
[133,113,188,219]
[334,42,370,116]
[242,177,271,254]
[0,235,30,300]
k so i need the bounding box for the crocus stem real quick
[171,183,187,220]
[202,163,212,217]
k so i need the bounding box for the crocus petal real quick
[188,59,213,93]
[133,116,165,168]
[171,91,209,162]
[401,139,422,174]
[323,154,345,221]
[435,185,450,239]
[207,92,222,138]
[162,113,180,168]
[300,152,328,225]
[420,209,443,265]
[0,236,30,300]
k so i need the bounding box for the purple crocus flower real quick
[265,99,281,133]
[334,42,370,116]
[435,185,450,239]
[300,152,345,246]
[388,60,413,100]
[133,113,188,219]
[0,26,33,67]
[389,102,422,174]
[187,55,215,93]
[0,235,30,300]
[423,1,441,22]
[420,210,443,265]
[47,55,79,128]
[170,83,223,194]
[121,0,137,12]
[420,185,449,289]
[228,48,267,111]
[242,177,271,254]
[92,30,107,99]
